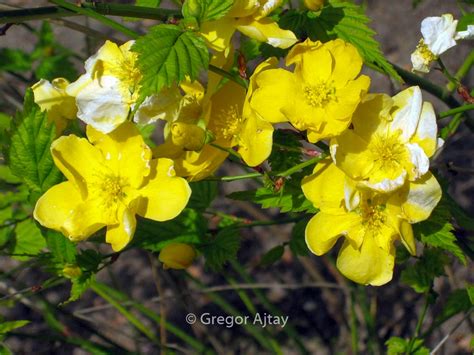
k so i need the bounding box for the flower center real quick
[303,81,336,108]
[359,198,386,232]
[100,174,128,209]
[415,39,437,63]
[369,131,407,172]
[109,51,142,94]
[212,104,245,142]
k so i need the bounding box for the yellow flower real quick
[159,243,196,269]
[200,0,297,54]
[330,86,443,193]
[302,159,441,286]
[32,78,77,134]
[250,39,370,142]
[33,122,191,251]
[66,40,181,133]
[155,62,275,180]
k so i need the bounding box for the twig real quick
[430,308,473,354]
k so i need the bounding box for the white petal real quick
[410,49,431,73]
[133,87,182,124]
[75,76,129,133]
[421,14,457,55]
[407,143,430,180]
[412,102,438,157]
[455,25,474,40]
[391,86,423,142]
[359,171,407,193]
[344,178,360,211]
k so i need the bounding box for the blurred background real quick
[0,0,473,353]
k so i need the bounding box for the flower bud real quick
[62,264,82,279]
[304,0,324,11]
[171,122,207,151]
[159,243,196,270]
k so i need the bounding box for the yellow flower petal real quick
[251,68,295,123]
[301,159,346,214]
[63,198,109,241]
[106,205,137,251]
[236,17,298,49]
[51,135,106,197]
[411,102,438,158]
[136,158,191,221]
[159,243,196,269]
[337,236,395,286]
[200,17,237,52]
[285,39,323,66]
[238,112,273,166]
[400,220,416,256]
[86,122,152,189]
[324,39,364,87]
[305,212,361,255]
[351,94,393,142]
[330,130,373,180]
[34,182,82,234]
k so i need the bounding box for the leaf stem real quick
[438,104,474,119]
[0,4,181,24]
[208,64,249,89]
[276,154,327,177]
[405,292,430,354]
[447,50,474,92]
[49,0,140,39]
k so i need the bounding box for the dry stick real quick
[430,309,473,354]
[147,253,167,349]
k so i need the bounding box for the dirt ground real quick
[0,0,473,354]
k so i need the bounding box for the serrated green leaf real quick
[183,0,233,23]
[228,184,316,213]
[11,220,46,260]
[401,248,448,293]
[68,273,95,303]
[414,200,466,264]
[132,24,209,102]
[260,245,285,267]
[77,249,102,272]
[0,166,21,184]
[386,336,429,355]
[188,180,218,211]
[132,209,207,251]
[269,130,303,172]
[0,320,30,334]
[46,231,76,266]
[0,49,32,72]
[201,227,240,271]
[240,38,262,61]
[290,217,310,256]
[316,1,402,81]
[7,89,62,196]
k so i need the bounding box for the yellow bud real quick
[62,264,82,279]
[304,0,325,11]
[171,122,206,151]
[159,243,196,270]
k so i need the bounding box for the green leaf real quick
[468,285,474,304]
[0,166,21,184]
[414,199,466,264]
[201,227,240,271]
[188,180,218,211]
[386,337,429,355]
[458,13,474,31]
[290,217,310,256]
[7,89,62,196]
[228,184,317,213]
[69,273,95,303]
[259,245,285,267]
[432,289,472,328]
[0,320,30,334]
[313,1,402,81]
[182,0,233,23]
[135,0,161,7]
[268,130,303,172]
[400,248,448,293]
[132,24,209,102]
[132,209,207,251]
[11,220,46,260]
[46,231,76,266]
[0,49,32,72]
[35,54,77,82]
[137,124,156,147]
[240,38,262,61]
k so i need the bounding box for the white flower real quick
[66,40,180,133]
[411,14,474,73]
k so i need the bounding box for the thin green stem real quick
[204,172,262,182]
[276,154,327,177]
[209,142,242,159]
[349,289,359,355]
[49,0,140,39]
[0,4,181,24]
[447,50,474,91]
[209,64,249,89]
[406,292,430,354]
[439,104,474,119]
[437,58,458,88]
